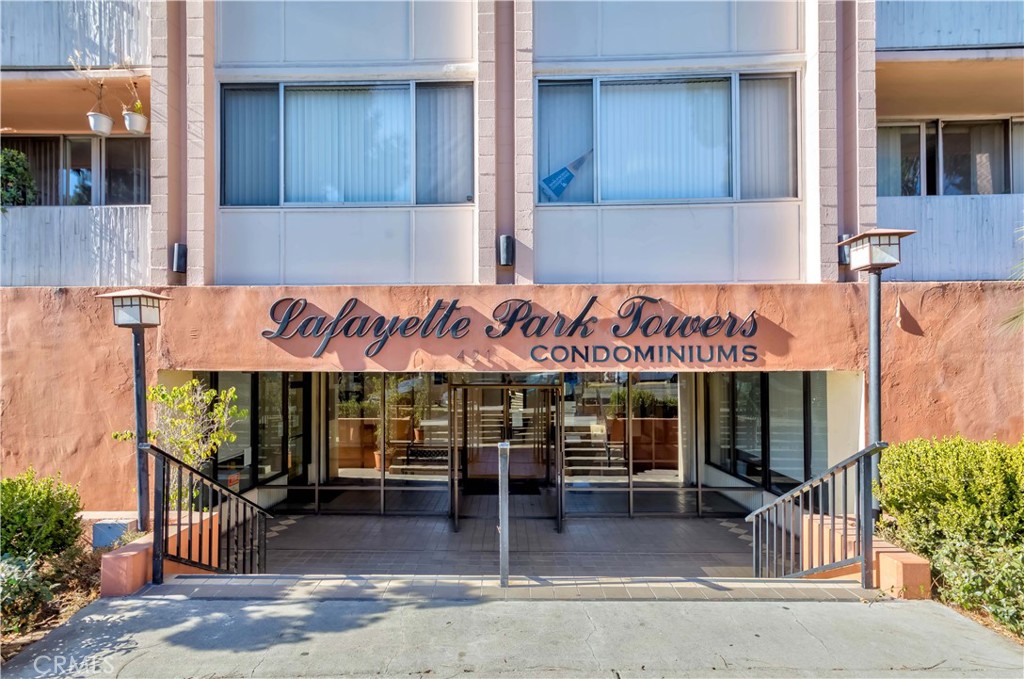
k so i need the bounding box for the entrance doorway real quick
[448,384,563,531]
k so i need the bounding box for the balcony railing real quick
[878,194,1024,281]
[1,205,150,286]
[877,0,1024,51]
[1,0,150,68]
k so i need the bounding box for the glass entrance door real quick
[449,385,562,532]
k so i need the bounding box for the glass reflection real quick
[384,374,450,508]
[562,372,627,514]
[326,374,381,487]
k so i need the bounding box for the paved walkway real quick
[4,596,1020,678]
[267,515,753,577]
[142,573,878,602]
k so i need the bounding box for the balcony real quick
[876,1,1024,51]
[879,195,1024,282]
[1,205,150,286]
[1,0,150,69]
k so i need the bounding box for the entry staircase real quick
[144,443,272,583]
[745,442,886,588]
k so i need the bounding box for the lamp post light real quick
[837,228,913,587]
[96,289,171,531]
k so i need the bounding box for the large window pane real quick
[64,139,92,205]
[105,138,150,205]
[706,374,731,470]
[768,373,804,491]
[942,121,1008,195]
[734,373,762,485]
[326,374,382,489]
[809,372,829,477]
[877,126,922,197]
[217,372,253,492]
[416,84,473,204]
[630,373,679,486]
[740,76,796,199]
[384,374,449,511]
[537,81,594,203]
[563,372,627,511]
[600,78,730,200]
[285,86,410,203]
[257,372,284,480]
[222,86,279,206]
[1,136,60,205]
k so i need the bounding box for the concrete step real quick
[564,466,629,476]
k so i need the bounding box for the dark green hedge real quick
[878,436,1024,635]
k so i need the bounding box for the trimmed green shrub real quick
[877,436,1024,554]
[0,552,54,633]
[0,148,38,206]
[878,436,1024,635]
[0,469,83,559]
[931,539,1024,636]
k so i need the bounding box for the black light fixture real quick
[172,243,187,274]
[498,234,515,267]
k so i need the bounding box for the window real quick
[221,82,474,207]
[878,119,1021,196]
[705,372,829,493]
[217,372,255,492]
[536,73,797,203]
[0,135,150,206]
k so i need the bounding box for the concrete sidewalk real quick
[3,596,1021,678]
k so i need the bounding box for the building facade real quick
[1,1,1022,529]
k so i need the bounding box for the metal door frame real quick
[448,383,563,532]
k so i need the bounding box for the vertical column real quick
[818,0,840,283]
[856,0,878,237]
[149,0,185,286]
[477,0,498,285]
[185,0,216,285]
[512,0,534,284]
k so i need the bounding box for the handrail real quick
[141,443,270,516]
[143,443,272,584]
[745,442,887,522]
[745,441,887,588]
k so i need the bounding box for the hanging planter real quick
[123,109,148,135]
[87,111,114,136]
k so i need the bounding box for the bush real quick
[0,469,83,559]
[0,148,38,206]
[0,553,53,633]
[878,436,1024,635]
[931,539,1024,636]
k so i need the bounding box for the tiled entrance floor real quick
[266,515,754,578]
[144,574,880,603]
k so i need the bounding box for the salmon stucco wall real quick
[1,282,1021,510]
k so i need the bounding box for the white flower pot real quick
[87,112,114,137]
[123,111,148,135]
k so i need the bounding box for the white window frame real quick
[222,80,476,209]
[2,134,150,207]
[534,71,802,207]
[878,116,1021,197]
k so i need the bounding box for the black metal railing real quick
[745,442,887,588]
[143,443,271,584]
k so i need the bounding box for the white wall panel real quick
[735,1,801,54]
[217,211,281,285]
[535,203,803,284]
[879,195,1024,281]
[412,208,475,284]
[601,207,733,283]
[283,211,411,284]
[877,0,1024,50]
[216,207,475,285]
[534,209,600,283]
[534,0,801,60]
[413,1,475,62]
[218,1,283,65]
[217,0,473,66]
[735,203,802,281]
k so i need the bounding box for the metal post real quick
[863,269,881,589]
[498,440,510,588]
[132,327,149,531]
[152,452,164,585]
